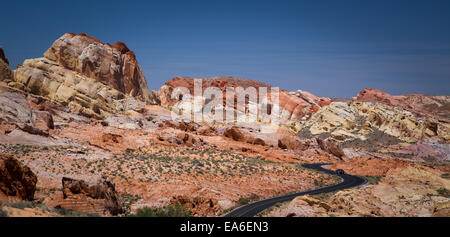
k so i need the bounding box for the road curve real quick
[224,163,367,217]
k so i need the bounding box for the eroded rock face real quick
[0,154,37,202]
[158,77,332,128]
[278,135,303,150]
[298,100,450,144]
[316,138,346,159]
[60,176,125,216]
[9,33,157,119]
[224,126,267,146]
[0,86,55,135]
[0,47,11,81]
[357,88,450,120]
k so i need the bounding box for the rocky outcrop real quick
[357,88,450,120]
[0,47,11,81]
[0,154,37,202]
[298,100,450,144]
[9,33,157,119]
[158,77,332,127]
[0,86,55,135]
[278,135,303,150]
[316,138,346,159]
[60,176,125,216]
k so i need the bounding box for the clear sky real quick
[1,0,449,98]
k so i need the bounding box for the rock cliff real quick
[7,33,157,119]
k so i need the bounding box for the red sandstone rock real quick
[278,136,303,150]
[32,110,54,131]
[316,138,346,159]
[61,176,125,216]
[0,154,37,201]
[223,127,246,142]
[43,33,154,104]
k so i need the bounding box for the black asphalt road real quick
[224,163,367,217]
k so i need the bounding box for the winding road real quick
[224,163,367,217]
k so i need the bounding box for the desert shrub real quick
[237,197,250,206]
[437,188,450,198]
[441,173,450,179]
[128,203,192,217]
[3,201,38,209]
[0,208,7,217]
[237,193,259,206]
[364,176,383,185]
[54,208,100,217]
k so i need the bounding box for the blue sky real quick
[1,0,449,97]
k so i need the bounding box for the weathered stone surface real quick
[0,154,37,202]
[61,176,125,216]
[12,57,145,119]
[278,135,303,150]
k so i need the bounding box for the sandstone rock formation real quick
[0,47,11,81]
[8,33,157,119]
[0,154,37,202]
[158,76,332,127]
[59,176,125,216]
[0,86,56,136]
[357,88,450,120]
[278,135,303,150]
[298,100,450,144]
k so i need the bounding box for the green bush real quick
[0,208,7,217]
[2,201,38,209]
[437,188,450,198]
[128,203,192,217]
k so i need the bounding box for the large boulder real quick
[0,86,54,135]
[223,127,246,142]
[60,176,125,216]
[316,138,346,159]
[223,126,267,146]
[278,135,303,150]
[0,154,37,202]
[10,33,158,119]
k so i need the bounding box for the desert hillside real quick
[0,34,449,217]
